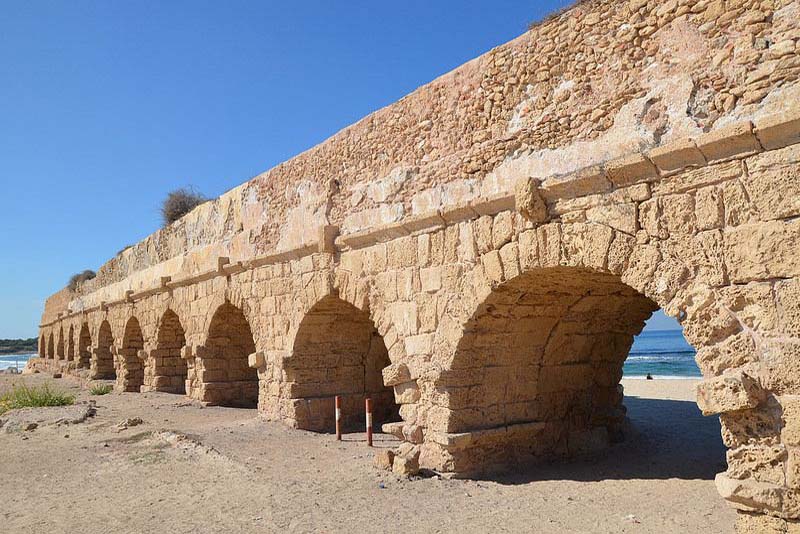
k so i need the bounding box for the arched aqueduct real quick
[32,0,800,530]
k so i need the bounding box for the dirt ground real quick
[0,374,735,533]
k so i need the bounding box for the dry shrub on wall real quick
[161,188,207,227]
[67,270,96,291]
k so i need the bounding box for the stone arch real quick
[415,218,760,478]
[196,286,260,346]
[77,323,91,369]
[56,327,65,361]
[91,320,116,380]
[284,293,398,432]
[145,309,188,394]
[47,332,54,359]
[432,265,659,472]
[117,316,145,392]
[67,325,75,362]
[192,301,258,407]
[39,335,45,358]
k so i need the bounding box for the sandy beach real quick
[0,374,734,533]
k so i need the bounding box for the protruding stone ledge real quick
[541,165,611,201]
[247,351,265,369]
[715,473,785,515]
[696,369,766,416]
[647,138,707,175]
[427,421,547,451]
[605,153,658,187]
[696,120,763,164]
[755,107,800,151]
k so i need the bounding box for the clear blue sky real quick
[0,0,679,338]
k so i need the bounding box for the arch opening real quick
[67,325,75,362]
[77,323,91,369]
[147,309,188,394]
[287,295,398,433]
[47,333,54,359]
[118,317,145,392]
[437,266,662,472]
[196,302,258,407]
[39,335,45,358]
[91,321,116,380]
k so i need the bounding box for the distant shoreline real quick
[0,338,38,356]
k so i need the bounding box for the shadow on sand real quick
[475,395,727,485]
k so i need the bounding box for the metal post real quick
[335,395,342,441]
[365,397,373,447]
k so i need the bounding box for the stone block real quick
[754,107,800,151]
[248,351,265,369]
[514,178,548,224]
[724,220,800,283]
[540,165,611,201]
[420,266,442,293]
[715,473,784,514]
[696,370,765,415]
[392,444,421,476]
[605,152,658,187]
[373,449,394,471]
[648,138,706,175]
[382,363,411,386]
[697,121,762,163]
[404,334,433,356]
[695,186,724,231]
[393,381,421,404]
[481,250,504,285]
[781,397,800,447]
[727,444,787,486]
[743,144,800,221]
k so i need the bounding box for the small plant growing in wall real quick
[161,187,207,227]
[67,270,96,291]
[90,384,113,396]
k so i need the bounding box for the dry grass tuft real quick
[161,188,207,227]
[67,270,96,291]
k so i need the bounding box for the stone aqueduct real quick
[31,0,800,530]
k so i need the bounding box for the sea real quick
[0,353,34,372]
[623,329,700,379]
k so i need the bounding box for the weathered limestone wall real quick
[48,0,800,317]
[35,0,800,531]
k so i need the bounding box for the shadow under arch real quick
[91,320,116,380]
[67,325,75,362]
[194,301,258,408]
[47,333,54,359]
[77,323,91,369]
[118,316,145,392]
[436,266,666,473]
[56,327,65,361]
[147,309,188,394]
[285,294,398,433]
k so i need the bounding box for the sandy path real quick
[0,375,735,533]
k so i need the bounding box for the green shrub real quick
[0,383,75,414]
[90,384,113,396]
[161,188,207,227]
[67,270,96,291]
